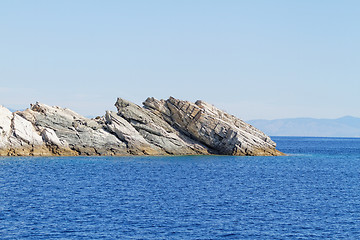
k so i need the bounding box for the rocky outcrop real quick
[20,103,128,156]
[0,97,284,156]
[143,97,281,156]
[114,98,210,155]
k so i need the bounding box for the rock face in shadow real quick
[0,97,284,156]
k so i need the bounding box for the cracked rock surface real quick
[0,97,283,156]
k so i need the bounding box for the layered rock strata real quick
[0,97,284,156]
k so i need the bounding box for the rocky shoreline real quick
[0,97,284,157]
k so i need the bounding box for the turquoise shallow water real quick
[0,137,360,239]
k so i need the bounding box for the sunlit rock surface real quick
[0,98,283,156]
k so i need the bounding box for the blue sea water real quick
[0,137,360,239]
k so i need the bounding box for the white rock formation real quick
[0,98,283,156]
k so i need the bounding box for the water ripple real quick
[0,137,359,239]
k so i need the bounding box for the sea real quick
[0,137,360,239]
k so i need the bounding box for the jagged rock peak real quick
[142,97,282,156]
[0,98,284,157]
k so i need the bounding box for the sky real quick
[1,0,359,120]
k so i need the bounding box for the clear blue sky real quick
[1,0,359,120]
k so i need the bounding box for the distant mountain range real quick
[248,116,360,137]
